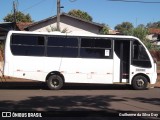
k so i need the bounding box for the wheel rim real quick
[51,79,59,88]
[136,79,145,87]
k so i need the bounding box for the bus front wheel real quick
[132,75,148,90]
[47,74,63,90]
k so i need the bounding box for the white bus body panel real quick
[130,65,157,85]
[8,57,113,84]
[59,58,113,84]
[113,52,120,83]
[12,56,46,81]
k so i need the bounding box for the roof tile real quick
[16,22,32,31]
[149,28,160,34]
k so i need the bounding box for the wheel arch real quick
[131,73,150,84]
[46,71,65,82]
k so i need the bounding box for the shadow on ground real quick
[0,82,133,90]
[124,97,160,106]
[0,95,159,119]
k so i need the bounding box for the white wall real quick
[146,34,160,45]
[28,16,101,34]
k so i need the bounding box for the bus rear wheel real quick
[132,75,148,90]
[47,74,63,90]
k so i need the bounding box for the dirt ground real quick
[156,70,160,88]
[155,81,160,88]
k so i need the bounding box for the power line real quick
[22,0,48,12]
[107,0,160,4]
[69,0,77,2]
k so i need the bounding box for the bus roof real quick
[8,30,139,40]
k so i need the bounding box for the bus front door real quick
[114,40,130,83]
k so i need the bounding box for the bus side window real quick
[11,34,45,56]
[47,36,78,57]
[37,36,45,45]
[80,38,112,59]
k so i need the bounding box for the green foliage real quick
[100,24,109,35]
[68,9,93,22]
[115,22,134,34]
[115,21,160,50]
[3,11,33,22]
[128,26,149,41]
[146,21,160,28]
[124,25,155,50]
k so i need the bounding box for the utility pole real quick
[13,1,17,30]
[57,0,60,31]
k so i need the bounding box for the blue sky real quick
[0,0,160,29]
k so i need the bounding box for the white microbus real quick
[3,31,157,90]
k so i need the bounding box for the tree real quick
[68,9,110,34]
[68,9,93,22]
[3,11,33,22]
[126,25,153,49]
[115,22,134,34]
[137,24,146,28]
[100,23,109,35]
[146,21,160,28]
[128,25,148,41]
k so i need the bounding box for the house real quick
[109,29,120,35]
[25,13,104,34]
[16,22,32,31]
[147,28,160,45]
[0,22,16,41]
[0,22,32,41]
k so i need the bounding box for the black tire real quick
[47,74,63,90]
[132,75,148,90]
